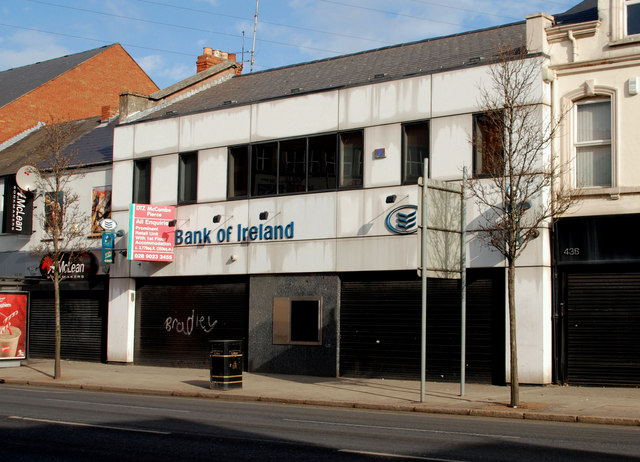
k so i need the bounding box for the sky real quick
[1,0,579,90]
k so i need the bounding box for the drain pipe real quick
[568,31,577,63]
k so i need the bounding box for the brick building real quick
[0,44,158,146]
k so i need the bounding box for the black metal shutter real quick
[566,272,640,386]
[340,269,504,383]
[28,291,107,362]
[135,277,249,368]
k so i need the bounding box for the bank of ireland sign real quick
[385,205,418,234]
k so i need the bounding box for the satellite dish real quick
[15,166,40,192]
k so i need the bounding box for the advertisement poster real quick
[0,293,27,360]
[128,204,176,262]
[91,186,112,237]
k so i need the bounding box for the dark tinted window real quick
[133,158,151,204]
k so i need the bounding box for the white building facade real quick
[107,17,560,385]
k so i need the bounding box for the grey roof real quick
[136,22,526,123]
[0,117,113,176]
[0,45,113,109]
[554,0,598,25]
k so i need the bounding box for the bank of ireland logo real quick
[385,205,418,234]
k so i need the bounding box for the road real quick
[0,385,638,461]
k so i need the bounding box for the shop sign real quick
[385,205,418,234]
[2,176,33,235]
[39,252,98,279]
[129,204,176,262]
[175,222,294,245]
[102,233,115,264]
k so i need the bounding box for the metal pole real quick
[460,168,468,396]
[251,0,260,72]
[420,159,429,403]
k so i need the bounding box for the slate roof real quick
[0,45,112,109]
[0,117,114,176]
[554,0,598,25]
[135,22,526,123]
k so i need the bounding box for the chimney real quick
[196,47,238,73]
[101,105,112,122]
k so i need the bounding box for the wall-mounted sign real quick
[2,176,33,235]
[385,205,418,234]
[175,221,295,245]
[129,204,176,262]
[99,218,118,231]
[102,233,115,264]
[39,252,98,280]
[0,293,27,360]
[91,186,112,237]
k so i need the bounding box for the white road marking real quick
[339,449,464,461]
[284,418,521,440]
[9,416,171,435]
[45,398,191,413]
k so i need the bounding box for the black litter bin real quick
[210,340,243,389]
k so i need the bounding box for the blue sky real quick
[1,0,578,90]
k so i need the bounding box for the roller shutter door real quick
[28,290,107,362]
[339,270,504,383]
[565,272,640,386]
[135,278,249,368]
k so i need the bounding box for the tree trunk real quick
[508,261,519,407]
[54,270,62,380]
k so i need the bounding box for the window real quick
[402,122,429,184]
[575,99,612,188]
[227,131,361,199]
[133,159,151,204]
[308,134,337,191]
[178,152,198,204]
[252,142,278,196]
[628,0,640,35]
[273,297,322,345]
[339,131,363,188]
[473,112,504,178]
[279,138,307,194]
[228,146,249,198]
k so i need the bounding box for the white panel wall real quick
[339,76,431,129]
[133,118,180,157]
[179,107,251,151]
[336,235,418,271]
[106,277,136,363]
[112,160,133,211]
[150,154,178,205]
[251,92,339,142]
[507,265,553,383]
[113,124,134,161]
[364,124,401,187]
[431,114,471,180]
[198,147,227,202]
[432,67,489,118]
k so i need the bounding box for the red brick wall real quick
[0,44,159,143]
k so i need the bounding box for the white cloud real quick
[0,31,70,70]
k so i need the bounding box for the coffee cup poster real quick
[0,293,27,359]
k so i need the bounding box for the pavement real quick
[1,359,639,427]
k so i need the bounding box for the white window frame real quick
[611,0,640,42]
[574,97,614,189]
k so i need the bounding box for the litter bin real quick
[210,340,243,389]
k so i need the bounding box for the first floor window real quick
[628,0,640,35]
[279,138,307,194]
[575,99,612,188]
[403,121,429,184]
[339,131,363,188]
[273,297,322,345]
[252,142,278,196]
[473,111,504,178]
[178,151,198,204]
[308,134,337,191]
[133,158,151,204]
[228,146,249,198]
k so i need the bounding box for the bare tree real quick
[467,46,578,407]
[31,119,88,379]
